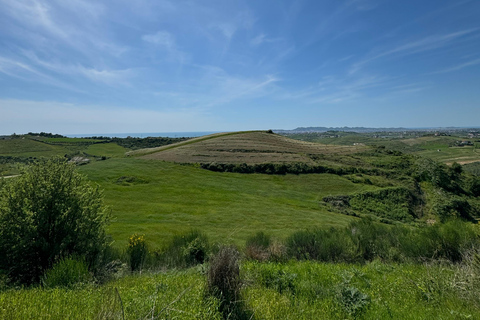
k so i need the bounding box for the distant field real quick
[41,137,105,144]
[85,143,127,158]
[79,158,374,249]
[0,138,67,158]
[284,132,480,165]
[139,131,366,164]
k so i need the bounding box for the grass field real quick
[79,158,376,249]
[2,261,478,319]
[0,138,67,158]
[284,132,480,165]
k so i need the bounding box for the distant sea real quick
[66,132,221,138]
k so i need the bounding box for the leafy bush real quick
[160,230,209,268]
[349,187,417,222]
[257,267,297,294]
[336,270,371,318]
[42,257,91,289]
[0,158,109,285]
[405,220,479,262]
[127,234,147,272]
[286,228,354,262]
[429,192,475,221]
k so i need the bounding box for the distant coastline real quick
[66,132,222,138]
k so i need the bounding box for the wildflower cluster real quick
[127,234,147,272]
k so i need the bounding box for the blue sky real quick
[0,0,479,134]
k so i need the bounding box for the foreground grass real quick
[0,269,221,319]
[2,261,478,319]
[79,158,375,249]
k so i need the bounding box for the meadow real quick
[1,130,480,319]
[79,158,371,249]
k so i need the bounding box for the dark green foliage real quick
[200,162,364,175]
[466,176,480,197]
[110,136,188,150]
[405,220,479,262]
[324,187,419,222]
[0,158,109,285]
[414,158,454,190]
[42,257,91,289]
[286,228,354,262]
[430,193,476,221]
[283,219,479,264]
[160,230,209,268]
[256,267,297,294]
[246,231,271,250]
[350,187,417,222]
[27,132,66,138]
[348,218,407,262]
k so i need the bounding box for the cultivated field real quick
[138,131,365,164]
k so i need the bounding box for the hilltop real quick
[132,131,365,164]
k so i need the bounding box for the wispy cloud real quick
[17,51,135,86]
[1,0,127,60]
[142,31,175,49]
[0,55,85,91]
[250,33,282,47]
[430,58,480,74]
[350,29,479,74]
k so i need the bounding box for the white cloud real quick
[142,31,176,49]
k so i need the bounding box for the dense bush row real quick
[84,136,188,150]
[247,219,479,264]
[199,162,382,176]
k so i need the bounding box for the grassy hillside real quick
[79,158,375,249]
[2,131,479,247]
[137,131,365,164]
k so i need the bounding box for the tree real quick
[0,158,109,284]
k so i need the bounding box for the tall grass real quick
[283,219,480,264]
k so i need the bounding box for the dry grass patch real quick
[140,132,365,164]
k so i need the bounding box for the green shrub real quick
[430,192,476,222]
[336,270,371,318]
[160,230,209,268]
[412,220,478,262]
[257,266,297,294]
[127,234,148,272]
[0,158,109,285]
[337,285,370,317]
[349,187,416,222]
[42,257,91,289]
[245,231,271,261]
[286,228,354,262]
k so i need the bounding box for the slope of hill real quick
[136,131,366,164]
